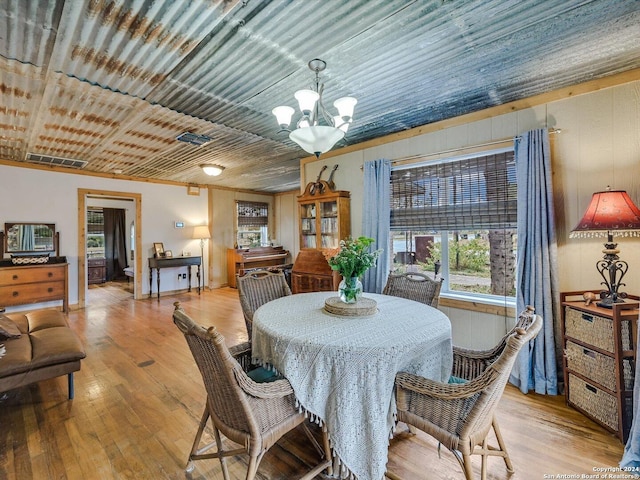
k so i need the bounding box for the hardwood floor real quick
[0,287,625,479]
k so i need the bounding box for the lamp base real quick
[596,295,626,309]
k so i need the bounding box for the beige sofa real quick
[0,309,86,399]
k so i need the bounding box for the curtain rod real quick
[383,128,561,166]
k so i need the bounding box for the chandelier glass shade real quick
[570,187,640,307]
[272,59,356,157]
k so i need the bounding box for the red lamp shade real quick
[570,189,640,238]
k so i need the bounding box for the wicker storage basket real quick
[564,307,631,353]
[565,341,634,391]
[568,373,618,431]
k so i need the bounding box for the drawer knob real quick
[12,291,19,297]
[12,274,18,280]
[48,272,53,277]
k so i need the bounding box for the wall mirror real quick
[4,222,56,253]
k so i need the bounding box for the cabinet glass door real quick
[319,200,338,248]
[300,202,317,248]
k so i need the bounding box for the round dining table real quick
[252,291,453,480]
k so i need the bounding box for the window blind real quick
[237,201,268,227]
[390,151,516,231]
[87,208,104,234]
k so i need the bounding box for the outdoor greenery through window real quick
[236,201,269,248]
[390,148,517,299]
[87,208,105,258]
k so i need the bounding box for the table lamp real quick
[192,225,211,290]
[570,187,640,307]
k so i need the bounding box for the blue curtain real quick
[20,225,35,251]
[621,321,640,469]
[510,128,558,395]
[362,159,391,293]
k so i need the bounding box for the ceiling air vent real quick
[26,153,87,169]
[176,132,212,146]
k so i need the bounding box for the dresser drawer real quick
[0,265,66,286]
[0,281,66,306]
[565,341,633,391]
[568,373,618,431]
[564,306,631,353]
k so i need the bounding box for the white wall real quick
[0,165,208,310]
[301,80,640,348]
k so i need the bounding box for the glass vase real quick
[338,276,363,303]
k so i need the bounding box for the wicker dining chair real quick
[237,269,292,341]
[389,308,542,480]
[382,272,443,307]
[172,302,332,480]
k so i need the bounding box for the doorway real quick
[77,189,142,309]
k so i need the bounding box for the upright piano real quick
[226,246,291,288]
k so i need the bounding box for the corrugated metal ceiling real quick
[1,0,639,192]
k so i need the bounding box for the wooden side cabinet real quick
[88,257,107,284]
[561,290,639,442]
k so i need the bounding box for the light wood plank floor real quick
[0,287,625,479]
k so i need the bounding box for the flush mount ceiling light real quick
[272,58,357,158]
[200,164,224,176]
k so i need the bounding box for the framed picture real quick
[153,242,164,258]
[164,250,173,258]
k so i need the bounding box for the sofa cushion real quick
[3,313,29,334]
[0,314,22,339]
[26,309,69,333]
[30,327,85,370]
[0,335,33,377]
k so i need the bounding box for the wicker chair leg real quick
[187,407,211,468]
[187,405,245,480]
[480,437,488,480]
[213,424,231,480]
[298,424,333,478]
[461,452,474,480]
[321,426,334,477]
[245,452,265,480]
[492,418,514,473]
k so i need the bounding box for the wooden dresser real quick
[0,257,68,313]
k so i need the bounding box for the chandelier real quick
[272,59,357,158]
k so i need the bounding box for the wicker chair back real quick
[237,269,292,340]
[382,271,443,307]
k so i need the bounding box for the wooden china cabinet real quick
[291,180,350,294]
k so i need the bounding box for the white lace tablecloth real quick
[252,292,453,480]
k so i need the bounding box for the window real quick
[87,208,105,258]
[236,201,269,248]
[390,149,517,299]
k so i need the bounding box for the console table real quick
[148,256,201,300]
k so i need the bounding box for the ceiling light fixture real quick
[200,164,224,176]
[272,58,356,158]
